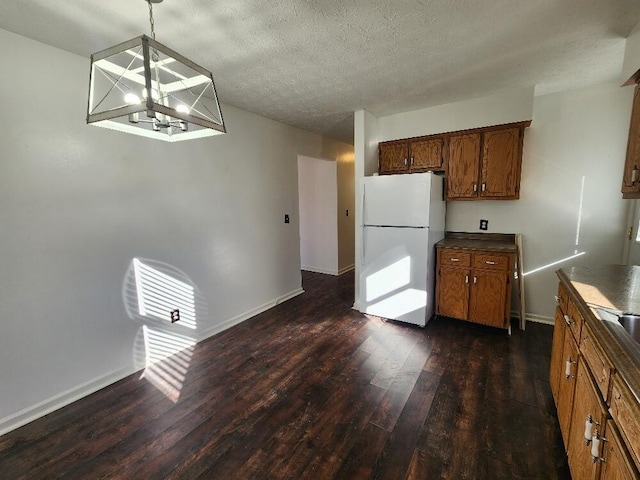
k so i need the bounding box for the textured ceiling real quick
[1,0,639,144]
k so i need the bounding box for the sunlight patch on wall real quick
[133,258,197,329]
[523,252,586,277]
[365,256,411,302]
[141,326,195,403]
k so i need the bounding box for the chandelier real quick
[86,0,226,142]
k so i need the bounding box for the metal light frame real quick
[87,23,225,142]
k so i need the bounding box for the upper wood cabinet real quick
[379,137,444,175]
[447,133,480,199]
[378,121,530,201]
[622,83,640,199]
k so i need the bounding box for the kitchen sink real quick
[618,314,640,344]
[594,307,640,345]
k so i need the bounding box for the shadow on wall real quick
[123,258,209,403]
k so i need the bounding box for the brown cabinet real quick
[600,420,640,480]
[622,83,640,199]
[378,121,530,201]
[379,137,444,175]
[447,125,525,201]
[550,274,640,480]
[436,247,514,331]
[567,360,609,480]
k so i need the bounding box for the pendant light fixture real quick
[86,0,226,142]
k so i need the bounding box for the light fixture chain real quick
[148,0,156,40]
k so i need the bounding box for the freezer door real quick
[359,226,433,326]
[363,173,441,227]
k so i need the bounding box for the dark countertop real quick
[436,232,518,253]
[558,265,640,404]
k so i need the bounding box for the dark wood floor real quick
[0,271,569,479]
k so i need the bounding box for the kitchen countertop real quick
[558,265,640,404]
[436,232,518,253]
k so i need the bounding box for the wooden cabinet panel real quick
[557,327,579,448]
[472,252,510,271]
[610,377,640,471]
[480,128,521,199]
[601,420,640,480]
[435,246,514,331]
[410,137,444,171]
[567,297,584,345]
[468,270,508,328]
[436,266,470,320]
[622,83,640,199]
[580,323,614,404]
[550,307,567,405]
[379,141,409,174]
[567,360,608,480]
[557,282,569,315]
[438,248,471,267]
[447,133,480,199]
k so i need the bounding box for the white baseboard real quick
[0,365,139,437]
[511,310,555,325]
[0,287,305,437]
[301,265,338,276]
[338,264,355,275]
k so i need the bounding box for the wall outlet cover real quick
[284,214,290,224]
[480,219,488,230]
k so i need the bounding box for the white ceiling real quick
[1,0,639,144]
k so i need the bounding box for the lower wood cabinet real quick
[567,359,608,480]
[436,247,514,331]
[550,277,640,480]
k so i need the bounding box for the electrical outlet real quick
[284,214,290,224]
[346,209,349,216]
[170,309,180,323]
[479,219,488,231]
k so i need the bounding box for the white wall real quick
[447,83,633,320]
[0,28,350,434]
[378,87,535,142]
[297,156,338,274]
[622,20,640,84]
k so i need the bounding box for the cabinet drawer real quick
[565,297,583,344]
[580,323,614,404]
[439,249,471,267]
[556,282,569,315]
[611,376,640,471]
[472,252,510,271]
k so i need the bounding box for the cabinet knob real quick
[465,275,469,284]
[632,166,640,185]
[450,258,460,262]
[485,261,496,265]
[473,183,478,192]
[410,156,414,166]
[404,157,408,167]
[481,183,486,192]
[473,276,477,284]
[563,314,574,326]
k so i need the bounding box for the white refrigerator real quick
[359,172,446,327]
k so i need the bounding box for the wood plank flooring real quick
[0,271,570,479]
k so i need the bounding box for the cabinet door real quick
[600,420,640,480]
[410,138,443,171]
[379,141,409,174]
[622,83,640,198]
[558,329,579,448]
[567,360,608,480]
[550,307,567,405]
[447,133,480,199]
[480,127,521,199]
[436,266,470,320]
[468,270,507,328]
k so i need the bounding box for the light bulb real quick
[124,93,141,105]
